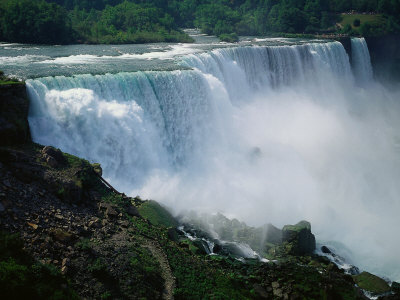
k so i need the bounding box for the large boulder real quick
[42,146,67,167]
[282,220,316,255]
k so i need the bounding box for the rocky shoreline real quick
[1,80,399,299]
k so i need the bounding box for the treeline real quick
[0,0,192,44]
[1,0,400,44]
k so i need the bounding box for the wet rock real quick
[212,243,223,254]
[0,202,5,213]
[321,246,332,254]
[191,239,210,255]
[282,221,316,255]
[392,281,400,293]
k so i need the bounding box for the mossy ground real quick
[0,232,78,299]
[353,272,391,294]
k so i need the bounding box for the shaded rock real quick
[56,178,83,204]
[265,223,282,245]
[191,239,211,255]
[126,205,140,217]
[253,283,269,299]
[0,83,30,146]
[353,272,391,295]
[62,258,70,267]
[392,281,400,294]
[88,219,101,229]
[167,227,180,242]
[27,222,38,230]
[42,146,66,165]
[90,191,102,202]
[51,228,74,243]
[321,246,332,254]
[0,202,5,213]
[213,243,222,254]
[106,206,118,219]
[282,221,316,255]
[91,163,102,176]
[44,154,58,168]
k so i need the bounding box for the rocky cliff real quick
[0,82,31,146]
[366,34,400,82]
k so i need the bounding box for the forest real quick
[0,0,399,44]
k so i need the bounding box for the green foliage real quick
[0,231,78,299]
[2,0,400,44]
[138,200,178,227]
[219,32,239,42]
[0,0,73,44]
[0,71,23,86]
[282,220,311,232]
[353,272,391,294]
[165,245,252,299]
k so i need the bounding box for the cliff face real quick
[0,83,31,146]
[337,35,400,83]
[366,35,400,82]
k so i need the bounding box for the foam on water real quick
[0,54,50,65]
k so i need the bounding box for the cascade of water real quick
[351,37,374,84]
[180,41,353,101]
[27,40,400,281]
[27,70,222,187]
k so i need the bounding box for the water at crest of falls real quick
[26,38,400,281]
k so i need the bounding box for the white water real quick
[351,37,374,84]
[27,38,400,281]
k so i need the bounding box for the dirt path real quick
[144,241,176,300]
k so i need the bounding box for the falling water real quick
[27,39,400,281]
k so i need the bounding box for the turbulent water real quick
[21,37,400,281]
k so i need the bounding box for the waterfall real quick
[351,37,374,84]
[27,40,400,281]
[180,41,353,101]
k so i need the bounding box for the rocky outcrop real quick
[41,146,67,168]
[282,220,316,255]
[0,83,31,145]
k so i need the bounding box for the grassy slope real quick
[340,14,386,31]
